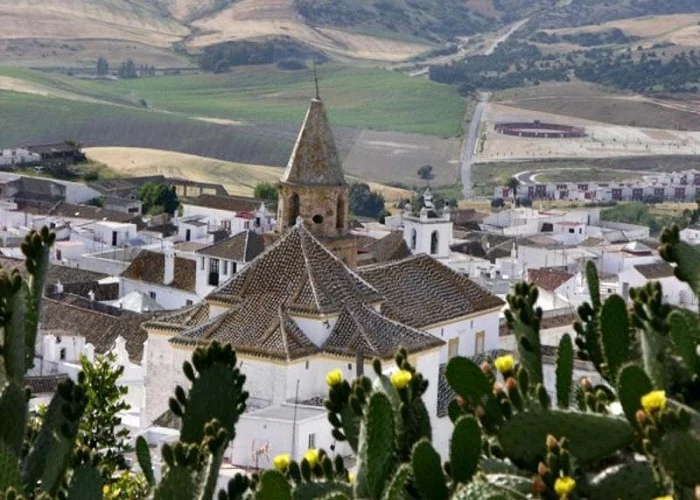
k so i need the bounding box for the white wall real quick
[120,278,199,310]
[195,255,244,298]
[427,310,500,364]
[404,215,452,259]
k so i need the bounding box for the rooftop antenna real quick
[313,60,320,100]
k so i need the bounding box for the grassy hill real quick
[0,64,466,137]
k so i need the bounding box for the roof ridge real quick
[298,226,324,313]
[243,230,251,262]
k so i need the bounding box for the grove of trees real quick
[139,182,180,216]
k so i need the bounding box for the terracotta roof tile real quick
[197,231,265,261]
[358,232,411,266]
[528,268,574,292]
[121,250,196,292]
[24,374,70,394]
[186,194,261,212]
[41,299,153,362]
[324,304,442,358]
[208,225,382,314]
[359,255,505,329]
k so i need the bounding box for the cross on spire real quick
[313,60,320,100]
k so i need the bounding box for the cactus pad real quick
[497,409,634,468]
[555,334,574,409]
[450,416,481,484]
[588,462,659,500]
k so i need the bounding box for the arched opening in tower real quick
[289,193,300,227]
[430,230,439,255]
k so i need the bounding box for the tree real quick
[79,354,131,480]
[139,182,179,215]
[506,177,520,201]
[417,165,434,181]
[349,182,385,218]
[96,57,109,76]
[253,182,279,203]
[118,60,138,79]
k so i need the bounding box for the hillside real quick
[0,0,555,67]
[85,147,414,201]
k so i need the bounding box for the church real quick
[140,91,504,464]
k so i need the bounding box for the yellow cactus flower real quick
[348,473,356,484]
[494,354,515,374]
[390,370,412,389]
[554,476,576,498]
[325,369,343,387]
[652,497,673,500]
[641,390,667,414]
[304,448,320,468]
[102,484,110,495]
[273,453,291,471]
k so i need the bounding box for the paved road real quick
[461,92,490,198]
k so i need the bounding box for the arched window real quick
[336,196,345,230]
[430,230,439,255]
[288,193,300,226]
[411,229,417,250]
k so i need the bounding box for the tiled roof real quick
[282,98,346,186]
[143,302,211,333]
[185,194,261,212]
[41,299,153,362]
[358,232,411,266]
[121,251,196,292]
[634,261,675,279]
[324,304,442,358]
[197,231,265,262]
[158,225,501,362]
[208,225,382,314]
[359,255,505,329]
[173,306,320,361]
[0,257,114,299]
[528,268,574,292]
[24,374,70,394]
[49,202,141,225]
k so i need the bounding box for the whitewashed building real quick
[120,247,199,310]
[141,94,504,463]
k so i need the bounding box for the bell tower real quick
[276,87,356,266]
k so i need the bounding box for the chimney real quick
[88,290,95,301]
[55,280,64,295]
[163,246,175,285]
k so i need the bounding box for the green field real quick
[0,91,295,166]
[0,65,466,138]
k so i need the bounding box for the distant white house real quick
[680,225,700,244]
[194,231,265,298]
[618,261,696,310]
[120,247,199,310]
[0,147,40,166]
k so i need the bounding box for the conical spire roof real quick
[282,98,346,186]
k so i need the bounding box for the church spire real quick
[281,91,345,186]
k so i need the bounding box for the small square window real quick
[200,257,205,270]
[149,291,156,300]
[59,348,67,361]
[223,261,228,275]
[347,363,352,371]
[308,433,316,449]
[186,300,193,306]
[305,360,310,369]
